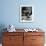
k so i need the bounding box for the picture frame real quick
[20,5,34,22]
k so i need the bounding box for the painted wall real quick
[0,0,46,43]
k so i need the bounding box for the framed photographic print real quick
[20,5,34,22]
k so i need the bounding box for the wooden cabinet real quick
[2,31,45,46]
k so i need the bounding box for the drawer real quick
[3,32,23,36]
[3,43,23,46]
[3,35,23,44]
[24,32,44,36]
[31,44,44,46]
[3,44,15,46]
[32,36,45,44]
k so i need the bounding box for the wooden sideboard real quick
[2,29,45,46]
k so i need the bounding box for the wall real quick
[0,0,46,29]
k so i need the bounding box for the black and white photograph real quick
[20,5,34,22]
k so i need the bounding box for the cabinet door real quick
[24,33,32,46]
[3,33,23,46]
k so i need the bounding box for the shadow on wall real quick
[0,24,7,43]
